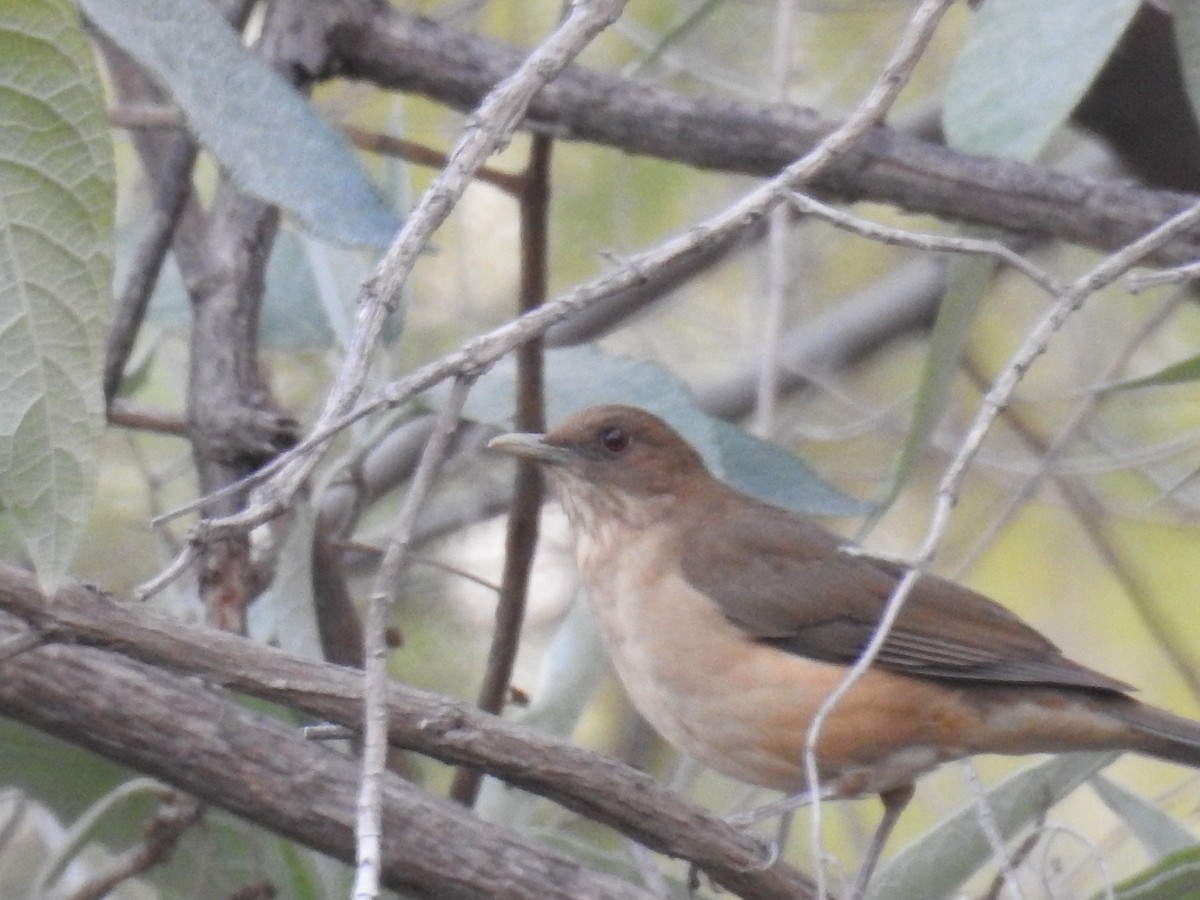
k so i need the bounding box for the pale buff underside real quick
[560,479,1136,798]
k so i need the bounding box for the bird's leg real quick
[725,783,838,828]
[722,784,838,873]
[847,783,913,899]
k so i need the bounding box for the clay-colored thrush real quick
[490,405,1200,893]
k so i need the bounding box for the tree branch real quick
[0,607,655,900]
[0,563,819,899]
[329,2,1200,266]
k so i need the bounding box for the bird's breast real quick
[573,520,980,796]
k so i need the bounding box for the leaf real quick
[450,345,867,516]
[80,0,402,248]
[1089,774,1195,858]
[944,0,1140,160]
[627,0,727,76]
[131,225,397,350]
[0,0,114,590]
[1107,844,1200,900]
[865,752,1118,900]
[871,252,993,521]
[1102,353,1200,392]
[247,498,324,660]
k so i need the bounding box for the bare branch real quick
[452,132,552,807]
[355,377,473,899]
[786,192,1063,295]
[1127,260,1200,291]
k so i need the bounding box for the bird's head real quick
[488,405,710,528]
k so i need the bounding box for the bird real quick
[488,404,1200,896]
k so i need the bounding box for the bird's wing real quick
[679,502,1130,693]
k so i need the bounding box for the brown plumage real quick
[490,405,1200,892]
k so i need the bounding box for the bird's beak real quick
[488,432,575,466]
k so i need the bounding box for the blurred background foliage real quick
[6,0,1200,897]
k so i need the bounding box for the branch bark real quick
[0,615,654,900]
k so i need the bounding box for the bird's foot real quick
[737,833,780,872]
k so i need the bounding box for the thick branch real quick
[0,564,818,900]
[0,611,653,899]
[329,3,1200,266]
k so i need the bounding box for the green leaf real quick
[865,752,1118,900]
[1089,773,1195,858]
[0,0,114,590]
[945,0,1140,160]
[80,0,402,248]
[1103,353,1200,392]
[451,345,867,517]
[1107,844,1200,900]
[872,253,992,520]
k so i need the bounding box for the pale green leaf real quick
[1090,773,1195,859]
[1107,844,1200,900]
[247,497,324,660]
[0,0,114,590]
[945,0,1140,160]
[135,225,396,350]
[866,753,1117,900]
[1103,353,1200,392]
[871,253,992,521]
[80,0,402,248]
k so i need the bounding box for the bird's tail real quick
[1107,698,1200,769]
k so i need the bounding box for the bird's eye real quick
[599,426,630,454]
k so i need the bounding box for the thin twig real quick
[58,794,204,900]
[134,540,199,602]
[961,760,1026,900]
[977,801,1047,900]
[451,132,552,807]
[787,191,1065,295]
[352,376,473,900]
[102,137,196,404]
[344,126,526,195]
[1127,259,1200,291]
[106,402,189,437]
[753,0,800,437]
[143,0,961,558]
[1036,823,1114,900]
